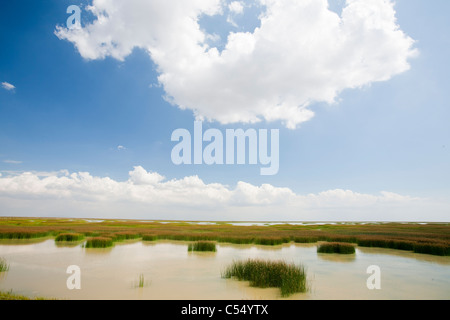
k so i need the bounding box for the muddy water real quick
[0,239,449,300]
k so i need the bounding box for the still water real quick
[0,239,449,300]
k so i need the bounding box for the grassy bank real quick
[0,218,449,256]
[222,259,308,297]
[0,290,53,300]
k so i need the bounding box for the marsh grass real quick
[188,241,217,252]
[139,274,145,288]
[413,242,450,256]
[142,234,158,241]
[0,290,53,300]
[356,237,450,256]
[317,242,356,254]
[113,232,141,241]
[292,236,319,243]
[55,233,85,242]
[0,258,9,272]
[83,237,114,248]
[254,237,290,246]
[1,219,449,256]
[222,259,307,297]
[0,230,52,240]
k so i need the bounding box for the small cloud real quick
[227,1,245,27]
[228,1,244,14]
[1,82,15,91]
[205,33,221,43]
[117,145,126,151]
[3,160,22,164]
[149,83,162,89]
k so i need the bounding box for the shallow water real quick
[0,239,449,300]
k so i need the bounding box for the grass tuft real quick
[0,258,9,272]
[0,230,51,240]
[317,242,356,254]
[142,234,158,241]
[83,237,114,248]
[55,233,85,242]
[188,241,217,252]
[222,259,307,297]
[139,274,145,288]
[113,232,140,241]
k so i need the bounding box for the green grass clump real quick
[413,243,450,256]
[0,230,51,240]
[254,237,290,246]
[0,258,9,272]
[113,232,140,241]
[292,236,319,243]
[55,233,85,242]
[142,234,158,241]
[84,237,114,248]
[317,242,355,254]
[188,241,217,252]
[139,274,145,288]
[222,259,307,297]
[0,290,54,300]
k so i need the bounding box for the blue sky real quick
[0,0,449,221]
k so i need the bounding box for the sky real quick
[0,0,449,221]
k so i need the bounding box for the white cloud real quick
[1,82,15,91]
[55,0,417,129]
[227,1,245,26]
[229,1,244,15]
[3,160,22,164]
[117,145,126,150]
[0,166,442,221]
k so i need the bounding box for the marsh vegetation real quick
[83,237,114,248]
[188,241,217,252]
[0,258,8,273]
[0,218,449,256]
[55,233,85,242]
[222,259,308,297]
[317,242,356,254]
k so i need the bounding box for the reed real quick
[1,219,449,256]
[139,274,145,288]
[0,258,9,272]
[0,290,52,300]
[254,237,290,246]
[292,236,318,243]
[188,241,217,252]
[317,242,355,254]
[0,230,51,240]
[84,237,114,248]
[222,259,307,297]
[113,232,140,241]
[55,233,85,242]
[413,243,450,256]
[142,234,158,241]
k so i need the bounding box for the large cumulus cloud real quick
[55,0,417,129]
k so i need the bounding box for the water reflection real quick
[0,239,448,300]
[54,242,82,248]
[83,247,114,255]
[317,253,356,263]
